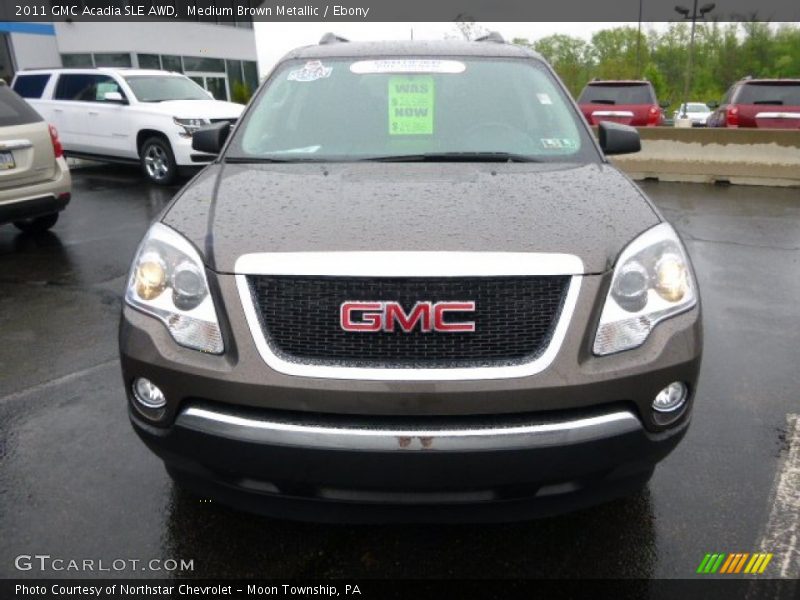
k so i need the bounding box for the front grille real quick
[246,276,570,368]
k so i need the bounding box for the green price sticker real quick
[388,75,434,135]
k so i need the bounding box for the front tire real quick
[14,213,59,233]
[141,136,177,185]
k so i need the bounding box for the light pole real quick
[636,0,643,79]
[675,1,715,118]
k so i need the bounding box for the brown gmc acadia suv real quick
[119,34,702,522]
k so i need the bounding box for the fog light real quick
[132,377,166,409]
[653,381,687,413]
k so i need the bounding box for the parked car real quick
[672,102,712,126]
[707,77,800,129]
[11,68,244,185]
[121,35,702,522]
[577,80,666,126]
[0,81,70,233]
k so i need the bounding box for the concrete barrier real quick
[599,128,800,187]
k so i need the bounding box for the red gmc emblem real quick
[340,301,476,333]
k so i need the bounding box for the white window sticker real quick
[272,145,321,154]
[537,93,552,105]
[540,138,578,150]
[350,59,466,75]
[288,61,332,82]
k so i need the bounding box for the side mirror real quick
[707,100,719,109]
[659,100,671,109]
[598,121,641,156]
[192,121,230,155]
[103,91,125,103]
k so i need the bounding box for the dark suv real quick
[578,80,665,127]
[707,78,800,129]
[120,35,702,522]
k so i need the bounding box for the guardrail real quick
[598,128,800,187]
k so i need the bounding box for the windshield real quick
[684,103,709,112]
[0,86,43,127]
[737,82,800,106]
[124,75,209,102]
[578,84,654,105]
[227,57,597,162]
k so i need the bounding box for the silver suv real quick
[0,82,70,232]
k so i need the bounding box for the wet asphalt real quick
[0,165,798,580]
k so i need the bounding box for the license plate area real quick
[0,151,16,170]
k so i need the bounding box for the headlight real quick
[125,223,223,354]
[594,222,697,355]
[173,117,210,137]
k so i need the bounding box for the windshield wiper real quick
[362,152,543,163]
[225,156,335,164]
[225,156,293,163]
[753,100,784,105]
[589,99,616,104]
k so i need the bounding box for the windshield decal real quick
[540,138,578,150]
[271,145,322,153]
[288,61,332,82]
[351,59,465,75]
[389,76,434,136]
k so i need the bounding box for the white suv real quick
[11,68,244,184]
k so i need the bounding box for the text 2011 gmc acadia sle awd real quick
[119,34,702,522]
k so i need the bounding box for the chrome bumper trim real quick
[592,110,635,117]
[234,251,584,277]
[755,112,800,119]
[0,139,33,151]
[177,407,642,452]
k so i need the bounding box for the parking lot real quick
[1,165,799,580]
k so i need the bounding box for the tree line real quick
[512,22,800,106]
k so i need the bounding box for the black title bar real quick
[0,0,798,22]
[2,578,799,600]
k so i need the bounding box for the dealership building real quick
[0,19,259,101]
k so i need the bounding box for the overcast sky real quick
[254,22,666,75]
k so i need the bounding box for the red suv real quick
[577,80,665,127]
[707,78,800,129]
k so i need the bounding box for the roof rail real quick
[319,32,349,45]
[474,31,505,43]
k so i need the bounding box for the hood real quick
[163,162,660,275]
[140,99,244,119]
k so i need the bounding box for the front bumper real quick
[132,403,687,522]
[120,268,701,520]
[170,133,215,167]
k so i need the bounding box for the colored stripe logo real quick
[696,553,773,574]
